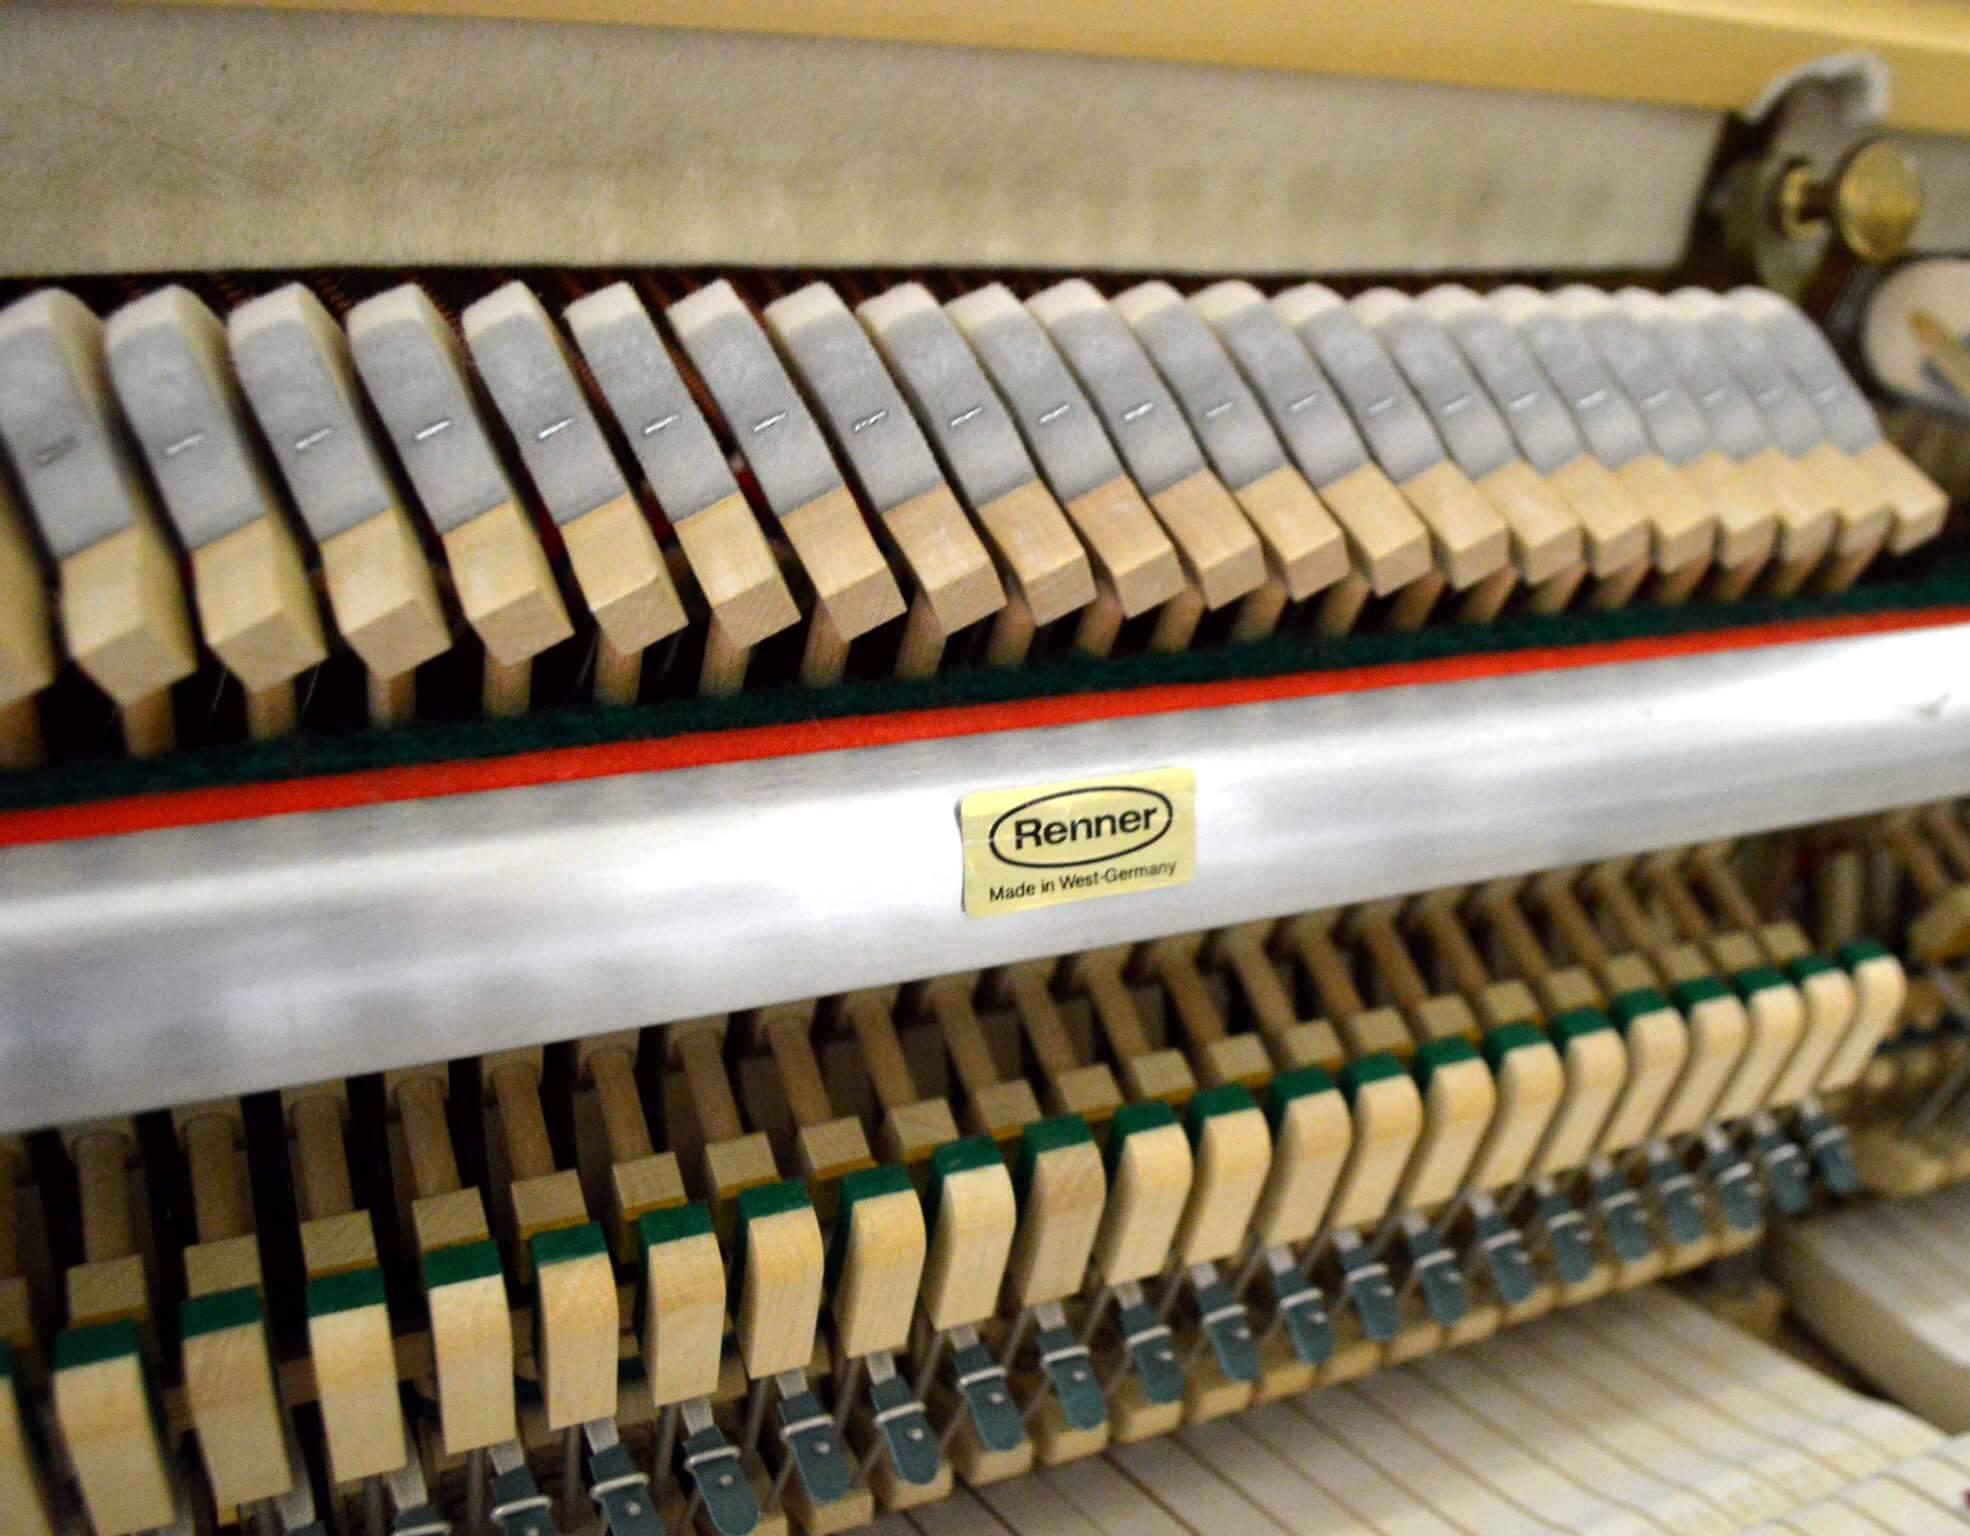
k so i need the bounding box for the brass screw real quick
[1775,138,1923,263]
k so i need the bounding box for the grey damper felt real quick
[465,287,628,525]
[349,287,515,534]
[1575,307,1714,467]
[107,287,276,550]
[1039,300,1204,497]
[668,301,841,517]
[233,285,399,541]
[1128,298,1284,491]
[954,302,1122,505]
[866,298,1036,510]
[1435,303,1587,475]
[566,284,738,523]
[1290,305,1445,485]
[1699,309,1832,457]
[0,291,148,559]
[1505,306,1651,469]
[771,296,944,513]
[1637,300,1774,463]
[1731,295,1882,454]
[1370,307,1516,479]
[1201,296,1373,490]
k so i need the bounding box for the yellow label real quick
[960,768,1195,917]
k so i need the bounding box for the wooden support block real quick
[1007,1118,1105,1309]
[672,492,799,648]
[183,513,324,694]
[53,1322,177,1536]
[1818,943,1906,1094]
[1176,1087,1270,1266]
[1474,460,1582,585]
[609,1152,687,1263]
[305,1260,406,1485]
[1857,439,1949,554]
[1315,462,1433,596]
[779,485,908,640]
[1545,454,1651,578]
[1613,454,1715,573]
[1710,973,1806,1121]
[421,1230,518,1454]
[968,481,1098,625]
[921,1138,1016,1332]
[181,1279,290,1509]
[640,1202,724,1408]
[735,1181,824,1380]
[1674,451,1779,577]
[1142,468,1265,610]
[509,1169,590,1260]
[300,1210,406,1484]
[530,1221,619,1430]
[1799,440,1894,556]
[1093,1103,1191,1286]
[1473,1039,1560,1197]
[1250,1070,1351,1251]
[831,1165,926,1358]
[1396,460,1510,591]
[561,489,689,658]
[316,505,451,681]
[1327,1063,1423,1233]
[58,518,198,711]
[65,1256,147,1331]
[439,499,574,665]
[1396,1045,1495,1212]
[1516,1017,1615,1182]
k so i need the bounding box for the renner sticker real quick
[959,768,1195,916]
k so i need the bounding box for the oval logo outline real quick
[986,785,1175,871]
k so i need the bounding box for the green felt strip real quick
[1610,989,1672,1028]
[1482,1022,1547,1067]
[306,1267,387,1320]
[55,1319,143,1371]
[828,1164,918,1293]
[1413,1037,1478,1092]
[1785,954,1836,982]
[423,1238,505,1292]
[927,1136,1002,1222]
[1339,1054,1406,1100]
[1266,1066,1336,1129]
[1839,939,1890,968]
[1548,1009,1613,1047]
[1014,1115,1093,1209]
[1187,1082,1258,1134]
[6,556,1964,814]
[1106,1100,1179,1176]
[640,1201,714,1252]
[1672,977,1730,1010]
[530,1223,608,1271]
[1733,965,1788,998]
[180,1285,264,1340]
[732,1180,814,1307]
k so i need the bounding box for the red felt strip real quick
[3,605,1964,850]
